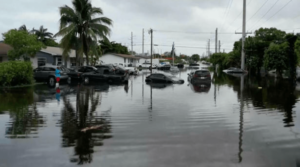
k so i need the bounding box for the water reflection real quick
[0,88,46,138]
[188,81,211,93]
[214,71,297,128]
[146,82,173,89]
[60,85,112,165]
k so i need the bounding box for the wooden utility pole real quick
[219,40,221,53]
[235,0,251,70]
[131,32,133,56]
[142,29,144,56]
[215,28,218,54]
[149,29,153,74]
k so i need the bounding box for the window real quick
[37,58,46,67]
[44,67,55,71]
[57,57,62,66]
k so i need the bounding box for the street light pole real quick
[149,29,153,74]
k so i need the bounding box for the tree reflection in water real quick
[60,85,112,165]
[1,88,46,138]
[213,72,297,127]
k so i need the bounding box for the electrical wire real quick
[248,0,279,31]
[220,0,234,31]
[236,0,269,31]
[252,0,293,31]
[154,30,234,34]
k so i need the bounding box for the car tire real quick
[48,76,55,87]
[84,76,89,84]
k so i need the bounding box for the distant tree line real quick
[209,27,300,77]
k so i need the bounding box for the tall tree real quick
[56,0,112,66]
[32,25,54,44]
[3,29,45,60]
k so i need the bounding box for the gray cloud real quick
[1,0,300,55]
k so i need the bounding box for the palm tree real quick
[32,25,54,44]
[56,0,112,66]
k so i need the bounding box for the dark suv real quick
[187,69,211,84]
[33,66,70,87]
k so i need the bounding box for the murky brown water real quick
[1,65,300,167]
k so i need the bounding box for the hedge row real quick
[0,61,33,86]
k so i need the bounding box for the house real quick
[100,53,140,67]
[0,43,12,62]
[0,43,83,68]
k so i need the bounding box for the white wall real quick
[100,54,124,65]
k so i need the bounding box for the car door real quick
[34,67,43,80]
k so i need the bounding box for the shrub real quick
[0,61,33,86]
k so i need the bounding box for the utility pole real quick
[208,39,210,57]
[223,49,225,53]
[131,32,133,56]
[219,40,221,53]
[235,0,252,70]
[142,29,144,56]
[215,28,218,54]
[149,29,153,74]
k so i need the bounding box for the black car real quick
[67,66,98,81]
[82,69,129,84]
[145,73,184,84]
[95,64,116,73]
[188,69,211,84]
[33,65,71,87]
[157,64,171,70]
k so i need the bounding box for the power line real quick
[248,0,280,31]
[236,0,269,31]
[135,44,233,50]
[154,30,234,34]
[220,0,234,31]
[253,0,293,31]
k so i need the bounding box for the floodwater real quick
[1,65,300,167]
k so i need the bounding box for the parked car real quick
[33,65,71,87]
[113,64,138,75]
[95,64,116,73]
[146,82,173,89]
[188,69,211,84]
[67,66,98,81]
[157,64,171,70]
[138,62,157,69]
[145,73,184,84]
[82,69,129,84]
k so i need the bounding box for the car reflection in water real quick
[146,82,173,89]
[189,80,211,93]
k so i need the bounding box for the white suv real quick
[138,62,157,69]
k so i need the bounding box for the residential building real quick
[100,53,140,67]
[0,43,84,68]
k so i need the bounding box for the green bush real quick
[0,61,33,86]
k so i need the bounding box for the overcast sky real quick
[0,0,299,56]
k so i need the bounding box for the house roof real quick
[106,53,140,59]
[0,43,13,56]
[135,55,151,59]
[40,47,76,58]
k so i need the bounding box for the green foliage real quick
[99,39,129,54]
[264,42,289,75]
[294,39,300,65]
[191,54,200,62]
[0,61,33,86]
[44,38,59,47]
[32,25,54,44]
[3,29,45,60]
[209,52,227,66]
[56,0,113,66]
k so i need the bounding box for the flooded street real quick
[1,65,300,167]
